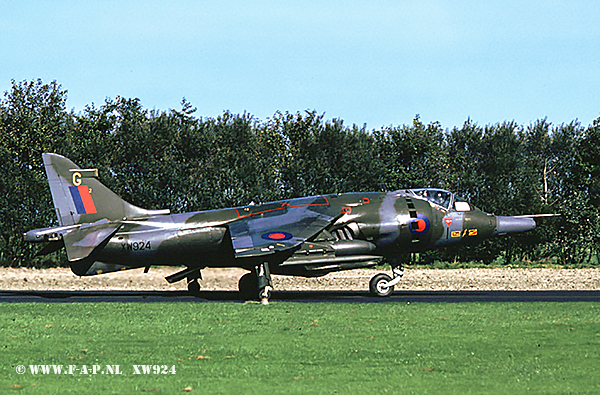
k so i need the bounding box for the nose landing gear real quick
[369,264,403,297]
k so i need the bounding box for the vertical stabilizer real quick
[43,153,169,225]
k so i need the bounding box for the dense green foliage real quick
[2,302,599,394]
[1,79,599,267]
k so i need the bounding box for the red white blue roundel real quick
[261,231,294,241]
[409,214,431,234]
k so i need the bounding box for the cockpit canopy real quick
[406,188,474,212]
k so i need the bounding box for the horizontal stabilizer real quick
[63,220,121,262]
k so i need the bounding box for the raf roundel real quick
[409,213,431,234]
[261,231,293,241]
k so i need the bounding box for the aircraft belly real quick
[272,239,381,276]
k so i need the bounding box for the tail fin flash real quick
[43,153,169,226]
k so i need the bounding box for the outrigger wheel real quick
[187,280,200,294]
[186,271,201,295]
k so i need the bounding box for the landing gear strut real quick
[255,262,272,305]
[238,262,273,304]
[369,264,403,297]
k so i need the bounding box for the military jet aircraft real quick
[25,153,547,303]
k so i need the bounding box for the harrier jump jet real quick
[25,154,546,303]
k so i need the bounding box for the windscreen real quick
[408,189,453,210]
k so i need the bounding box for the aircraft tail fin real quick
[43,153,170,226]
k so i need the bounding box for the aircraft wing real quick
[228,196,339,259]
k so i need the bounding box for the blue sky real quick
[2,1,599,129]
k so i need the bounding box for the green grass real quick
[1,302,599,394]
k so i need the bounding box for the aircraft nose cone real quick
[495,216,536,235]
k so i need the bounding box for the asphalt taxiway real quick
[1,290,599,303]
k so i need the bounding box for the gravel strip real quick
[1,267,598,291]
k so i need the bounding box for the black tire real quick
[187,280,200,295]
[369,273,394,297]
[238,272,258,300]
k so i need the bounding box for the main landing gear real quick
[369,264,403,297]
[238,262,273,305]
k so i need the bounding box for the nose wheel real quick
[369,264,403,297]
[369,274,394,297]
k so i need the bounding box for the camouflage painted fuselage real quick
[25,154,536,279]
[74,191,500,277]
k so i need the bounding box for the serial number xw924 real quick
[121,241,151,251]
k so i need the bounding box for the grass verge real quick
[1,302,599,394]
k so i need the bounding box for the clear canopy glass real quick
[407,189,453,210]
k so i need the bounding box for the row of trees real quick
[1,79,599,267]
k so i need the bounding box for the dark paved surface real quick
[1,289,600,303]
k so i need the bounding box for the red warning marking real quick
[444,218,453,227]
[235,196,330,219]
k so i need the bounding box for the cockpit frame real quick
[405,188,474,212]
